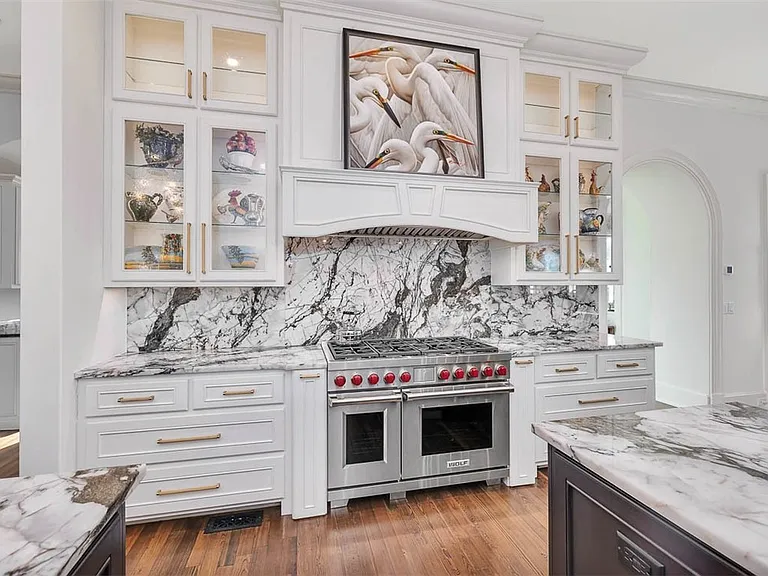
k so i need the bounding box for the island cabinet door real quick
[548,448,750,576]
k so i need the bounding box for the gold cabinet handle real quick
[203,71,208,101]
[186,223,192,274]
[574,116,580,139]
[157,433,221,445]
[575,235,580,274]
[117,395,155,403]
[157,483,220,497]
[201,223,206,274]
[564,115,570,138]
[514,359,533,366]
[187,69,192,99]
[578,396,619,405]
[555,367,580,373]
[565,234,571,275]
[616,362,640,368]
[222,389,255,396]
[299,373,322,379]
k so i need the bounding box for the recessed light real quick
[226,57,239,68]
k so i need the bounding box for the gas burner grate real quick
[328,336,498,360]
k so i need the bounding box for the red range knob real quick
[467,366,480,378]
[453,367,465,379]
[368,373,380,385]
[496,365,508,376]
[400,371,412,383]
[383,372,396,384]
[334,375,346,387]
[482,366,494,377]
[438,369,451,381]
[351,374,363,386]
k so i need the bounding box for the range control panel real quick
[329,362,510,390]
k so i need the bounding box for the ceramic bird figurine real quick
[579,172,586,194]
[538,175,551,193]
[525,166,534,183]
[589,170,603,195]
[217,190,249,224]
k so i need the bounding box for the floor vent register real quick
[203,510,264,534]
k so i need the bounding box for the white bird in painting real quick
[348,77,401,167]
[410,121,475,174]
[348,42,423,79]
[364,139,418,172]
[425,49,477,122]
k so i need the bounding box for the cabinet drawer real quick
[83,407,285,467]
[82,378,189,417]
[191,372,284,410]
[536,378,653,420]
[126,454,285,522]
[535,353,596,383]
[598,350,654,379]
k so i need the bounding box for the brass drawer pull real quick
[117,395,155,403]
[186,223,192,274]
[187,69,192,99]
[555,367,580,373]
[203,71,208,101]
[616,362,640,368]
[157,433,221,445]
[299,373,322,379]
[574,116,580,138]
[564,115,570,138]
[157,483,220,497]
[201,223,207,274]
[222,389,255,396]
[578,396,619,405]
[515,360,533,366]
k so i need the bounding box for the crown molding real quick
[522,31,647,74]
[624,76,768,117]
[279,0,543,47]
[159,0,281,20]
[0,75,21,95]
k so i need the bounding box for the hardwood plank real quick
[0,431,19,479]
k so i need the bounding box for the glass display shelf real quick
[212,67,266,77]
[125,220,183,227]
[211,222,266,229]
[525,102,559,111]
[212,169,266,175]
[579,109,612,117]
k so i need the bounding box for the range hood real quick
[281,166,538,243]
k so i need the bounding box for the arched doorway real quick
[612,151,722,405]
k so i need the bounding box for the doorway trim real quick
[622,150,723,403]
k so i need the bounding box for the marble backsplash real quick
[127,238,599,352]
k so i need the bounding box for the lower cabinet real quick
[70,505,126,576]
[506,358,536,487]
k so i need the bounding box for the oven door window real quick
[421,402,493,456]
[346,411,385,465]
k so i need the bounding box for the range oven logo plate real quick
[446,458,470,469]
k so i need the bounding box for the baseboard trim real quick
[711,391,767,407]
[656,382,709,407]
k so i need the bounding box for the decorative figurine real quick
[589,170,602,195]
[538,201,551,235]
[216,190,266,226]
[578,172,586,194]
[134,123,183,168]
[525,166,534,182]
[552,177,560,194]
[125,191,164,222]
[538,174,551,193]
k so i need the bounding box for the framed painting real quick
[343,29,485,178]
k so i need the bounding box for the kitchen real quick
[2,0,768,575]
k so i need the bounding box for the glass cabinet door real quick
[114,2,196,106]
[522,64,569,144]
[200,15,278,115]
[200,116,278,282]
[570,71,620,149]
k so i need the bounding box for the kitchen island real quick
[533,403,765,575]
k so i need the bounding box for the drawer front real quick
[126,454,285,521]
[598,350,654,379]
[535,353,596,384]
[191,372,285,410]
[84,407,285,467]
[536,378,653,420]
[82,378,189,417]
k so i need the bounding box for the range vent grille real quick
[334,226,487,240]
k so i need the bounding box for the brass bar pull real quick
[555,367,579,373]
[575,236,580,274]
[186,223,192,274]
[117,395,155,404]
[515,359,533,366]
[187,69,192,99]
[157,433,221,445]
[564,115,570,138]
[157,483,220,497]
[574,116,580,139]
[578,396,619,405]
[566,234,571,275]
[201,223,207,274]
[299,373,322,379]
[616,362,640,368]
[222,389,255,396]
[203,71,208,101]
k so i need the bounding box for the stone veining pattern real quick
[485,333,661,357]
[533,403,768,576]
[128,238,598,351]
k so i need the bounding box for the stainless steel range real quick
[323,336,512,508]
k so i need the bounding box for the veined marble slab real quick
[0,464,145,576]
[484,333,661,357]
[75,344,326,379]
[0,319,20,337]
[533,403,768,576]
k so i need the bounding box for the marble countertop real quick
[483,332,661,357]
[0,319,20,337]
[0,464,145,576]
[75,344,326,379]
[533,403,768,575]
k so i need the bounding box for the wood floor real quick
[0,430,19,478]
[127,474,549,576]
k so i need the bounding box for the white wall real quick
[623,92,768,402]
[621,162,710,406]
[508,1,768,97]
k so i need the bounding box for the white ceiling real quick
[0,0,20,77]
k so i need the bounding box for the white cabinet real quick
[0,338,19,430]
[112,0,278,114]
[506,358,537,487]
[0,175,20,290]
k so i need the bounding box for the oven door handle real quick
[328,393,403,407]
[403,385,514,401]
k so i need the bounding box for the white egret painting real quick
[343,29,484,178]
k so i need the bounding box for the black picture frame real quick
[342,28,485,178]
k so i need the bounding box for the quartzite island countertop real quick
[533,403,768,575]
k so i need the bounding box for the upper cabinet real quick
[0,176,20,290]
[112,1,278,115]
